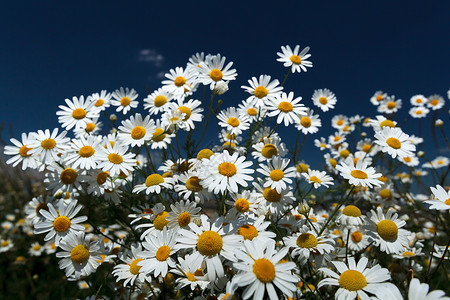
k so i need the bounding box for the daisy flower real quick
[410,94,427,106]
[425,184,450,211]
[97,143,136,177]
[295,108,322,134]
[117,113,156,147]
[176,215,243,282]
[166,200,201,230]
[111,87,139,115]
[336,159,382,188]
[4,132,40,170]
[377,96,402,114]
[56,231,102,280]
[0,239,14,253]
[236,215,276,243]
[161,67,196,99]
[44,163,84,194]
[314,137,329,151]
[284,225,335,264]
[85,169,113,196]
[365,207,410,254]
[199,150,254,194]
[369,115,398,132]
[409,106,430,118]
[337,205,364,226]
[33,199,87,247]
[370,91,388,106]
[331,114,348,130]
[149,120,173,149]
[198,54,237,90]
[312,88,337,112]
[238,98,266,122]
[241,74,283,107]
[73,117,102,138]
[345,228,371,252]
[253,178,295,215]
[226,191,259,216]
[423,156,449,169]
[29,242,44,256]
[56,96,98,131]
[163,98,204,131]
[217,107,250,136]
[427,94,445,110]
[133,173,175,194]
[187,51,208,72]
[143,88,174,116]
[24,195,53,225]
[172,255,210,291]
[328,131,347,146]
[64,135,102,170]
[257,157,296,193]
[28,128,70,164]
[302,169,334,189]
[277,44,312,73]
[374,127,416,159]
[407,278,450,300]
[318,257,393,300]
[89,90,112,113]
[232,239,298,300]
[252,137,288,162]
[266,91,307,126]
[173,171,210,203]
[138,227,179,278]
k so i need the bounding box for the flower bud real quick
[297,202,310,215]
[109,114,117,121]
[435,119,444,127]
[213,81,229,95]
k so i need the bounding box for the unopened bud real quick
[435,119,444,127]
[109,114,117,121]
[308,199,316,206]
[417,151,425,157]
[360,132,367,137]
[297,202,310,215]
[110,128,117,134]
[213,81,229,95]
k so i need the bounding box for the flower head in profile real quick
[425,185,450,211]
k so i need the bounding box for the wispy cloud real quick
[138,49,164,67]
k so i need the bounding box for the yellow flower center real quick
[218,162,237,177]
[178,106,192,120]
[362,144,372,152]
[339,270,367,291]
[278,101,293,113]
[153,211,169,230]
[41,138,56,150]
[290,55,302,65]
[351,231,363,243]
[263,187,281,202]
[238,224,259,240]
[296,233,318,248]
[185,176,203,192]
[377,219,398,241]
[319,97,328,105]
[402,251,414,257]
[376,94,384,101]
[227,117,240,127]
[108,153,123,164]
[326,159,337,168]
[129,258,143,275]
[35,202,48,216]
[379,189,392,199]
[254,86,269,98]
[261,144,278,158]
[223,142,236,150]
[94,99,104,107]
[152,128,166,142]
[197,149,214,160]
[177,212,191,227]
[235,198,250,213]
[297,163,309,173]
[96,171,109,185]
[247,108,257,116]
[156,245,171,261]
[131,126,146,140]
[72,108,87,120]
[445,199,450,206]
[350,170,368,179]
[1,240,9,247]
[386,137,401,149]
[387,101,396,109]
[145,174,164,187]
[342,205,361,217]
[174,76,186,87]
[430,99,439,106]
[197,231,223,256]
[416,110,423,115]
[120,97,131,106]
[340,149,350,158]
[270,169,284,181]
[300,116,311,128]
[53,215,71,232]
[85,123,96,132]
[209,69,223,81]
[154,95,167,107]
[380,120,395,128]
[79,145,95,158]
[309,176,322,184]
[336,120,344,126]
[60,168,78,185]
[32,244,41,251]
[19,145,32,157]
[70,244,90,264]
[253,258,276,283]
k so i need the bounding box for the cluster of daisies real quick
[3,45,450,300]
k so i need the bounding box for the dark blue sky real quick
[1,1,449,159]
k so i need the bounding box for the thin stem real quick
[319,185,355,236]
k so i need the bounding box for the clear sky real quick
[1,1,449,160]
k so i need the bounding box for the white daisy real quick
[24,195,53,225]
[345,228,371,252]
[232,239,298,300]
[171,255,210,291]
[253,178,295,216]
[117,113,156,147]
[295,108,322,134]
[370,91,388,106]
[198,54,237,90]
[143,88,174,115]
[408,278,450,300]
[427,94,445,110]
[161,67,196,99]
[166,200,201,230]
[410,94,427,106]
[302,169,334,189]
[133,173,175,194]
[173,170,210,203]
[149,120,173,149]
[236,215,276,243]
[97,143,136,177]
[423,156,449,169]
[377,96,402,114]
[425,184,450,211]
[266,91,307,126]
[337,205,364,226]
[252,137,288,162]
[241,74,283,107]
[56,96,98,131]
[276,44,313,73]
[56,231,101,280]
[217,107,250,136]
[257,157,296,193]
[111,87,139,115]
[238,98,267,122]
[29,242,44,256]
[365,207,410,254]
[336,159,382,188]
[4,132,40,170]
[89,90,112,113]
[312,88,337,112]
[409,106,430,118]
[225,191,260,216]
[44,163,84,194]
[28,128,70,164]
[176,215,243,282]
[163,98,204,131]
[64,135,102,170]
[374,127,416,159]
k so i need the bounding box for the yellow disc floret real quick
[377,219,398,241]
[197,149,214,160]
[178,106,192,120]
[145,174,164,187]
[253,258,276,283]
[261,144,278,159]
[154,95,167,107]
[153,211,169,230]
[41,138,56,150]
[19,145,32,157]
[379,120,395,128]
[339,270,367,291]
[70,244,90,264]
[235,198,250,213]
[296,233,318,248]
[386,137,401,149]
[72,108,87,120]
[254,86,269,99]
[270,169,284,181]
[152,128,166,142]
[197,231,223,256]
[53,216,71,232]
[121,97,131,106]
[350,170,368,179]
[319,97,328,105]
[278,101,293,113]
[177,212,191,227]
[185,176,203,192]
[108,153,123,164]
[342,205,362,217]
[209,69,223,82]
[300,116,312,128]
[218,162,237,177]
[156,245,171,261]
[263,187,281,203]
[131,126,146,140]
[351,231,363,243]
[79,145,95,158]
[290,55,302,65]
[238,224,258,240]
[129,258,143,275]
[60,168,78,185]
